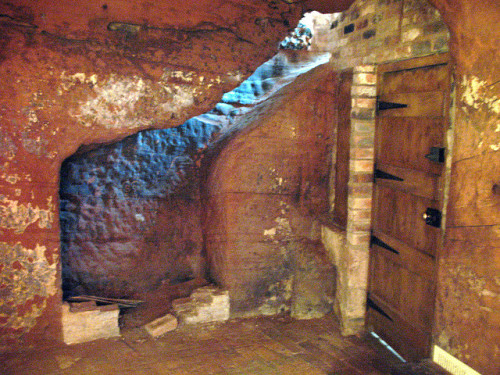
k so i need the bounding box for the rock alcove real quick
[59,24,337,327]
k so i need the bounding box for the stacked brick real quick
[343,65,377,334]
[325,0,449,68]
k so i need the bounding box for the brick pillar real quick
[337,65,376,335]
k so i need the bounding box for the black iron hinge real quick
[374,169,404,182]
[367,296,393,321]
[377,99,408,112]
[371,236,399,255]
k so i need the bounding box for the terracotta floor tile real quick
[0,313,403,375]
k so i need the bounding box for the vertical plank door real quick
[367,54,451,361]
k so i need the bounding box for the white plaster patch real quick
[461,75,500,114]
[0,196,55,233]
[74,75,196,130]
[263,227,277,237]
[0,242,58,334]
[480,289,498,297]
[226,70,243,83]
[2,174,21,184]
[490,143,500,151]
[168,70,194,82]
[58,71,98,94]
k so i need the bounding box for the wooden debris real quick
[67,295,144,308]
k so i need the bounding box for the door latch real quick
[425,147,446,163]
[422,208,442,228]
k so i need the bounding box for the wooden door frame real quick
[366,52,454,359]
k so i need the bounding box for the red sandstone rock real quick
[0,0,303,350]
[0,3,498,374]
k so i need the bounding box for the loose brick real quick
[62,302,120,345]
[144,314,178,338]
[173,286,230,325]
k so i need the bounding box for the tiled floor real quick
[0,313,405,375]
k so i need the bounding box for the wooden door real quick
[367,54,451,361]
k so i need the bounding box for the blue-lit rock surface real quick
[60,126,210,298]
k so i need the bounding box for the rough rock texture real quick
[430,2,500,374]
[202,63,337,317]
[60,123,211,298]
[0,0,307,351]
[0,3,498,373]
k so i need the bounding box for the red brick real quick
[352,134,375,148]
[352,97,376,109]
[353,72,376,85]
[348,196,372,210]
[346,231,371,246]
[350,147,375,160]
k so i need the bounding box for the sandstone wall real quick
[430,1,500,373]
[0,0,304,350]
[59,124,211,299]
[202,63,337,317]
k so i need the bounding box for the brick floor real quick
[0,313,404,375]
